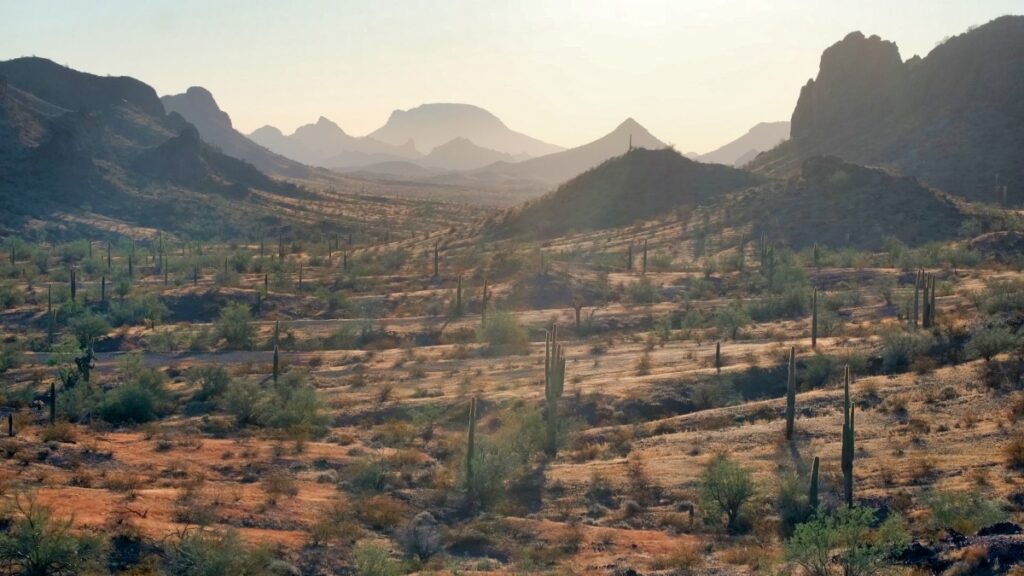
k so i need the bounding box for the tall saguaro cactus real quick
[715,341,721,374]
[433,241,439,278]
[841,364,855,508]
[808,456,820,510]
[627,244,633,272]
[785,346,797,440]
[454,274,464,316]
[544,325,567,456]
[465,396,477,489]
[811,289,818,348]
[642,239,648,275]
[481,279,490,324]
[272,345,280,383]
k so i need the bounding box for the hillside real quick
[727,156,969,250]
[0,57,466,239]
[696,121,789,166]
[161,87,324,179]
[422,137,515,171]
[492,147,759,238]
[750,16,1024,205]
[369,102,563,157]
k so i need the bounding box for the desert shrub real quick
[216,301,255,349]
[223,372,327,436]
[715,303,751,340]
[881,330,933,373]
[167,529,278,576]
[465,405,546,510]
[188,365,232,402]
[748,287,808,322]
[353,542,401,576]
[967,323,1019,362]
[0,283,24,310]
[700,454,755,533]
[980,279,1024,316]
[109,293,168,326]
[0,343,21,375]
[0,497,105,575]
[785,507,909,576]
[1004,433,1024,470]
[777,473,812,537]
[922,489,1006,535]
[99,384,159,424]
[476,310,529,355]
[68,312,111,349]
[626,277,660,304]
[347,456,391,493]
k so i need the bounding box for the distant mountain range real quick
[693,121,789,167]
[369,103,563,157]
[750,15,1024,205]
[0,57,353,237]
[248,116,420,169]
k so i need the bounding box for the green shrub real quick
[216,301,255,349]
[69,312,111,349]
[700,454,755,533]
[881,330,933,373]
[353,542,401,576]
[967,323,1020,362]
[785,507,909,576]
[476,310,529,355]
[0,497,105,575]
[715,303,751,340]
[167,529,277,576]
[99,384,159,424]
[188,365,232,402]
[626,277,660,304]
[109,293,168,326]
[922,489,1006,535]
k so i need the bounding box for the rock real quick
[978,522,1023,536]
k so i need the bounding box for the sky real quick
[1,1,1021,152]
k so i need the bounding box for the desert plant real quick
[785,506,909,576]
[545,325,566,456]
[0,496,105,575]
[841,365,855,508]
[785,346,797,440]
[700,453,755,533]
[216,301,255,349]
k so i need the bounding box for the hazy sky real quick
[1,1,1020,152]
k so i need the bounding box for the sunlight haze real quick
[1,0,1020,151]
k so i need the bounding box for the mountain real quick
[492,147,759,238]
[421,137,515,171]
[0,57,358,237]
[249,116,421,168]
[726,156,967,250]
[696,121,789,166]
[468,117,668,190]
[749,16,1024,205]
[369,103,563,157]
[161,86,319,178]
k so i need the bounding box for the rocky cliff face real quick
[751,16,1024,206]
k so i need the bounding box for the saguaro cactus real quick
[544,325,566,456]
[642,239,648,275]
[465,396,477,489]
[808,456,820,510]
[627,245,633,271]
[69,268,76,302]
[481,279,490,324]
[912,271,921,330]
[841,364,855,508]
[811,289,818,348]
[715,341,721,374]
[785,346,797,440]
[433,242,439,277]
[100,275,106,303]
[7,413,13,437]
[272,345,280,383]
